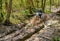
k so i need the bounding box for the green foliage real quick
[0,11,6,23]
[45,9,51,13]
[2,0,60,24]
[52,36,60,41]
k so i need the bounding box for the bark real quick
[51,0,54,5]
[26,0,34,14]
[58,0,60,6]
[4,0,12,25]
[41,0,46,12]
[0,23,25,38]
[0,18,44,41]
[5,0,8,11]
[50,0,52,12]
[41,0,44,12]
[0,0,2,23]
[36,0,39,8]
[43,0,46,12]
[26,27,55,41]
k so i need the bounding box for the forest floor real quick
[0,7,60,41]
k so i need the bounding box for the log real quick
[25,27,55,41]
[0,23,44,41]
[0,23,25,38]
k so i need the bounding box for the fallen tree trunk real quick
[0,23,44,41]
[25,27,55,41]
[0,23,25,38]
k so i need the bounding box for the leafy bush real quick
[52,36,60,41]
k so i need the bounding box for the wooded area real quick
[1,0,60,24]
[0,0,60,41]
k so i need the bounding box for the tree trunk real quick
[51,0,54,5]
[36,0,39,8]
[4,0,12,25]
[0,0,2,23]
[43,0,46,12]
[50,0,52,12]
[29,6,33,14]
[58,0,60,6]
[26,0,33,14]
[0,0,2,14]
[41,0,46,12]
[5,0,8,11]
[41,0,44,12]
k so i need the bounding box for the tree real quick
[0,0,3,23]
[36,0,39,8]
[26,0,34,14]
[58,0,60,6]
[41,0,46,12]
[50,0,52,12]
[5,0,8,11]
[4,0,12,25]
[51,0,54,5]
[41,0,44,10]
[0,0,2,12]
